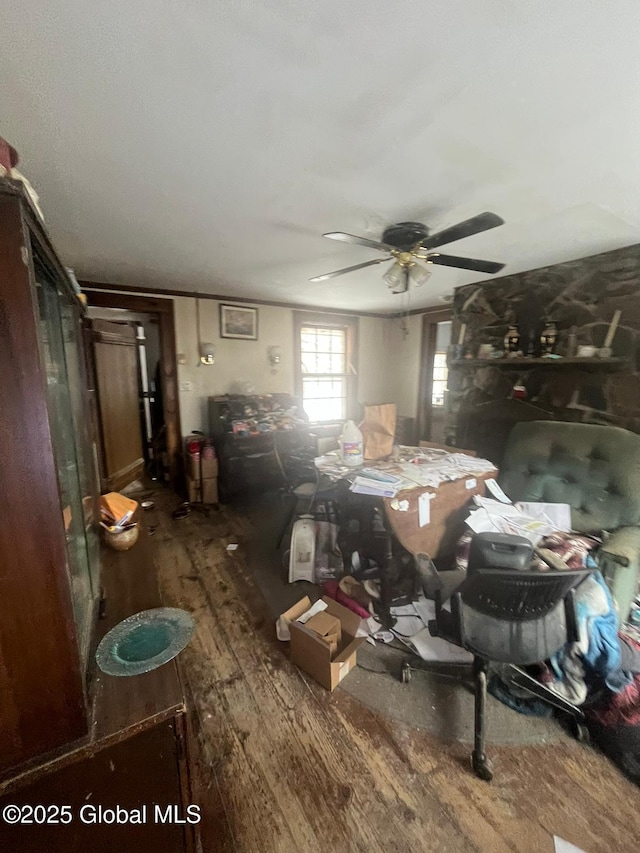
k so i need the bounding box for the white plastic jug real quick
[340,420,364,467]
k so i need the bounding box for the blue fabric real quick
[583,572,627,689]
[552,570,631,692]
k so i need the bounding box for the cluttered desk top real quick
[314,445,497,497]
[315,446,499,559]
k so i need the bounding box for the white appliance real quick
[288,515,316,583]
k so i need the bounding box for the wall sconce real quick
[200,342,216,365]
[195,297,215,365]
[268,345,282,372]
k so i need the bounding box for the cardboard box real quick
[201,456,219,479]
[187,453,201,480]
[305,612,342,657]
[201,478,219,505]
[282,596,365,692]
[186,453,219,481]
[186,474,201,504]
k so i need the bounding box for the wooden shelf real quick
[451,357,628,371]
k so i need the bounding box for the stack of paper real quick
[465,495,572,545]
[350,476,400,498]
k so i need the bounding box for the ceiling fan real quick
[309,212,505,293]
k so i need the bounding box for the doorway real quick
[82,290,181,490]
[416,310,453,443]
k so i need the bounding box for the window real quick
[294,313,357,422]
[431,352,448,407]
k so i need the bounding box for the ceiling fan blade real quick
[420,212,504,250]
[309,256,392,282]
[323,232,397,253]
[428,253,504,274]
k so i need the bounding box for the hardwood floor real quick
[150,492,640,853]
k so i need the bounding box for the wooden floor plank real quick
[148,492,640,853]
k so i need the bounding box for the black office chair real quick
[272,430,343,549]
[428,533,592,781]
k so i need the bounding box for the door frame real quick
[416,308,453,442]
[79,288,182,488]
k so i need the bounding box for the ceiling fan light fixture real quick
[383,262,406,290]
[409,263,432,287]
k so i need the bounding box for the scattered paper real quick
[517,502,572,533]
[389,498,409,512]
[553,836,587,853]
[466,500,555,545]
[360,468,404,485]
[485,478,512,503]
[418,492,434,527]
[226,543,239,551]
[391,614,426,637]
[398,627,473,663]
[314,446,497,494]
[350,477,398,498]
[296,599,328,624]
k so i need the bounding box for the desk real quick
[314,448,498,561]
[382,472,496,559]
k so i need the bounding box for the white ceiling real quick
[2,1,640,314]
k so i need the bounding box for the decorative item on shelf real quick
[577,345,598,358]
[477,344,494,360]
[268,345,282,372]
[504,324,520,354]
[511,376,528,400]
[599,309,621,359]
[539,321,558,355]
[449,322,467,361]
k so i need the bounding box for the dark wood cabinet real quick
[0,179,197,850]
[0,179,98,770]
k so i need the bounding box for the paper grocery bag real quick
[360,403,397,460]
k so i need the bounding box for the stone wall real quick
[446,243,640,459]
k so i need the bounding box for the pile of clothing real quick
[487,542,640,784]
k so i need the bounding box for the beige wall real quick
[175,298,297,433]
[84,289,423,434]
[380,315,423,418]
[176,301,392,433]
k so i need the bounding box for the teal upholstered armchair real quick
[499,421,640,621]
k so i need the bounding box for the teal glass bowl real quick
[96,607,195,677]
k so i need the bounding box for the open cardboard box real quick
[282,596,366,692]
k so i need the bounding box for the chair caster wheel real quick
[401,662,412,684]
[471,753,494,782]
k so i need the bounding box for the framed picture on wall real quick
[219,304,258,340]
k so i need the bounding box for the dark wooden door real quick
[92,320,144,491]
[417,312,452,443]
